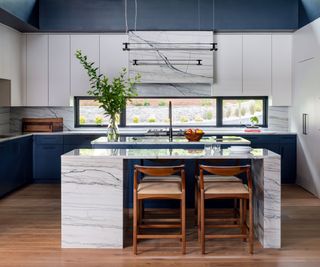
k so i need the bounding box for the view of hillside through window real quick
[76,97,266,127]
[126,98,217,126]
[222,99,264,125]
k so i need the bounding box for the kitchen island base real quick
[61,149,280,249]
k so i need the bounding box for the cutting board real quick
[22,118,63,132]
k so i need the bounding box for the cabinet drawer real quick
[34,135,63,145]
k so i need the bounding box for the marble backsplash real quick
[9,106,289,132]
[0,107,10,134]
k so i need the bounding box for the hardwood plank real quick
[0,184,319,266]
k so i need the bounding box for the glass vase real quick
[107,115,119,142]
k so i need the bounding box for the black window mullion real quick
[216,97,223,127]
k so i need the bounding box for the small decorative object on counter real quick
[245,116,261,133]
[75,50,140,141]
[184,128,204,142]
[22,118,63,132]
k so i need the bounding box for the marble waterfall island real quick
[61,148,281,249]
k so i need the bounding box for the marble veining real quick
[62,148,281,249]
[135,83,212,96]
[61,156,126,248]
[252,156,281,248]
[268,107,289,132]
[129,31,214,83]
[0,107,10,134]
[9,106,289,133]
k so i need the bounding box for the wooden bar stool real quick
[133,164,186,255]
[194,159,242,227]
[197,164,253,254]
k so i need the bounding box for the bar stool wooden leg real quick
[197,185,201,243]
[200,190,205,254]
[249,197,254,254]
[133,191,138,255]
[242,199,247,242]
[240,198,243,231]
[234,199,238,224]
[138,200,144,225]
[194,180,198,226]
[181,193,186,254]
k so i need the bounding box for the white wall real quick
[0,23,24,106]
[291,17,320,197]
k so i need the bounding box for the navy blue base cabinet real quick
[33,134,103,183]
[226,134,297,184]
[33,135,64,183]
[0,136,33,198]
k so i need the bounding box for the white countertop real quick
[63,148,280,159]
[91,136,251,145]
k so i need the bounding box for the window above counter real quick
[74,96,268,128]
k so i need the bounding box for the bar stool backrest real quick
[134,164,185,177]
[199,165,252,190]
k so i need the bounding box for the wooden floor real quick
[0,185,320,266]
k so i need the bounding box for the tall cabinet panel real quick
[100,34,128,80]
[271,34,292,106]
[70,35,100,97]
[26,34,49,106]
[243,34,271,96]
[213,34,242,96]
[49,35,71,106]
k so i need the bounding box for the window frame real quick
[74,96,268,128]
[218,96,268,127]
[74,96,111,128]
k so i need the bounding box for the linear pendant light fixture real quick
[123,42,217,51]
[132,59,203,66]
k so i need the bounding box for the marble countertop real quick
[0,128,297,144]
[91,136,251,145]
[63,148,280,159]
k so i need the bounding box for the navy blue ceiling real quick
[38,0,299,32]
[0,0,39,31]
[299,0,320,27]
[0,0,319,32]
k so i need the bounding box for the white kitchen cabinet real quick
[70,35,99,97]
[271,34,292,106]
[0,24,24,106]
[26,34,49,106]
[100,34,128,81]
[293,17,320,63]
[49,35,70,106]
[213,34,242,96]
[292,58,320,197]
[243,34,271,96]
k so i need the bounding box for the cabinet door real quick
[243,34,271,96]
[280,143,296,184]
[26,34,49,106]
[0,143,11,197]
[70,35,100,96]
[213,34,242,96]
[100,34,128,81]
[34,145,63,182]
[271,34,292,106]
[49,35,71,106]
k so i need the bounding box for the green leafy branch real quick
[75,50,140,119]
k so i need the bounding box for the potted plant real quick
[75,50,140,141]
[249,116,259,127]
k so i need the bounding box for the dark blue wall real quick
[299,0,320,27]
[0,0,38,29]
[214,0,299,30]
[38,0,299,32]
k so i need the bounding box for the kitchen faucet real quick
[169,101,173,142]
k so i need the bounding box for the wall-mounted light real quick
[132,59,203,66]
[123,42,217,51]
